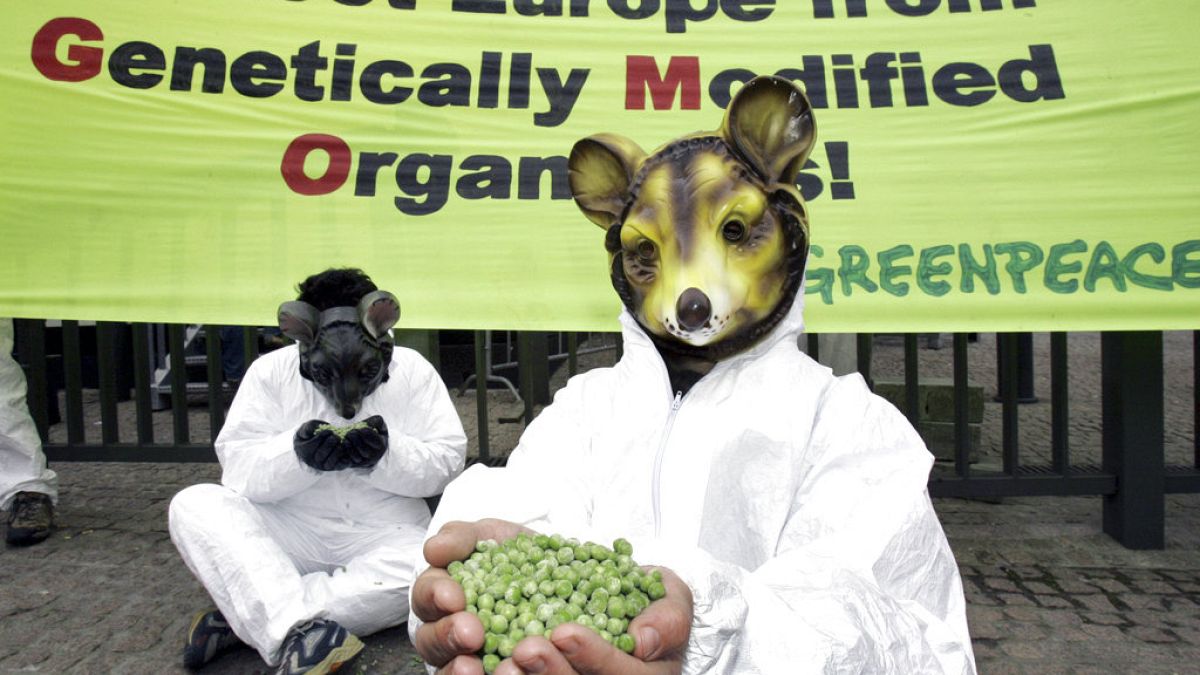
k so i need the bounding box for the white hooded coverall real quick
[411,297,976,674]
[0,318,57,510]
[170,344,467,664]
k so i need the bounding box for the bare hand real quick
[412,519,532,671]
[413,521,693,675]
[497,566,692,675]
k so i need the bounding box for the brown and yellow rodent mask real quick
[568,76,815,360]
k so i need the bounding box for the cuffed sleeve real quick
[362,354,468,498]
[216,357,321,503]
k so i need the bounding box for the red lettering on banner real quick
[625,55,701,110]
[31,17,104,82]
[281,134,353,195]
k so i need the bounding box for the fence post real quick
[1101,331,1164,549]
[394,330,440,371]
[14,319,50,441]
[517,332,550,425]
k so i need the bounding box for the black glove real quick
[293,419,345,472]
[342,415,388,469]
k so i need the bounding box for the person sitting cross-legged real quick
[168,268,467,674]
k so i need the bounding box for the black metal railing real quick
[11,320,1198,550]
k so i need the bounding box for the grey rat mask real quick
[276,290,400,419]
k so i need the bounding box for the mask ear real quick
[721,76,816,186]
[358,291,400,339]
[568,133,646,229]
[277,301,319,346]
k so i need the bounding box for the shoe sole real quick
[184,609,238,670]
[186,609,211,639]
[5,527,51,546]
[308,634,364,675]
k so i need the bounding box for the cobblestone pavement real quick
[2,332,1196,674]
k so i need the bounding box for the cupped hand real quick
[293,419,342,471]
[495,566,693,675]
[412,519,534,670]
[344,415,388,468]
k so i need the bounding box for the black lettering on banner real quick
[331,44,356,101]
[230,51,287,97]
[775,58,828,108]
[479,52,502,108]
[518,156,570,199]
[171,47,225,93]
[997,45,1064,102]
[701,46,1064,111]
[330,0,418,7]
[708,68,756,109]
[291,41,328,102]
[607,0,658,20]
[886,0,941,17]
[812,0,1036,19]
[899,52,928,106]
[515,0,591,16]
[509,52,532,109]
[394,154,453,215]
[664,0,719,35]
[534,67,589,127]
[457,155,513,199]
[454,0,507,13]
[931,62,996,106]
[721,0,775,22]
[359,60,414,103]
[108,41,165,89]
[795,158,823,202]
[418,63,472,107]
[355,152,399,196]
[829,55,859,108]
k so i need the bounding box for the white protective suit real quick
[0,318,57,509]
[170,344,467,664]
[412,296,976,674]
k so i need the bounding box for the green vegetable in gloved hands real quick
[447,534,663,673]
[315,421,370,439]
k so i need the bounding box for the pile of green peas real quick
[447,533,666,674]
[314,421,369,439]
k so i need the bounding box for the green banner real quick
[1,1,1197,331]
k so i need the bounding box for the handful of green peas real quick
[447,533,666,674]
[314,421,369,439]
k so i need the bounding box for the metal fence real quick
[11,320,1198,550]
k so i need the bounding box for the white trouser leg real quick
[0,318,57,509]
[297,524,424,637]
[168,484,318,665]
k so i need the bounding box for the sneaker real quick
[183,609,242,670]
[5,491,54,546]
[275,619,364,675]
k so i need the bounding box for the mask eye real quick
[635,239,656,262]
[722,220,747,243]
[311,365,331,385]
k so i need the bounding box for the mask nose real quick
[333,380,360,419]
[676,287,711,332]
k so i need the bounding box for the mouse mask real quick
[276,290,400,419]
[568,76,815,360]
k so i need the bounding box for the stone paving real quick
[1,332,1196,674]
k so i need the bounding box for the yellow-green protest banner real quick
[0,0,1197,331]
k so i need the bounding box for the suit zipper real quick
[652,390,683,538]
